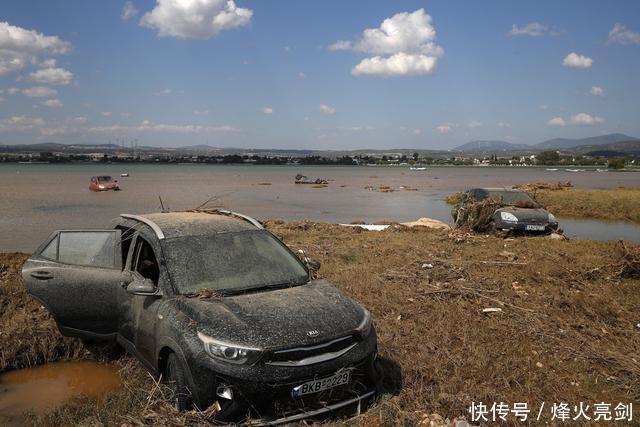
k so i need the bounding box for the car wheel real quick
[165,353,193,411]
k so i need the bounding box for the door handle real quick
[31,270,53,280]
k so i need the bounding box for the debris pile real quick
[453,199,503,232]
[295,174,328,185]
[616,240,640,278]
[512,181,572,196]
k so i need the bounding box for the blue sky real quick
[0,0,639,149]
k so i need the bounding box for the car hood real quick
[176,279,365,349]
[495,206,552,222]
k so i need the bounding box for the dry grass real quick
[533,188,640,223]
[2,224,639,425]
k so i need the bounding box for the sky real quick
[0,0,639,150]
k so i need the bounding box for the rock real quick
[536,362,544,368]
[499,250,517,261]
[422,263,434,269]
[402,218,451,230]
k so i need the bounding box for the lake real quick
[1,163,639,251]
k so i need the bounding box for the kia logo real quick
[306,330,319,338]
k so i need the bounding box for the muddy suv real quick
[22,211,379,423]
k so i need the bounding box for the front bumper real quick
[188,331,379,422]
[495,220,558,233]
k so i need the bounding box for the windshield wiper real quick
[222,280,306,296]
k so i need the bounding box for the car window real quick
[98,176,112,183]
[133,237,159,286]
[57,231,118,268]
[40,235,58,260]
[164,230,308,294]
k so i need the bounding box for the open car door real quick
[22,229,124,340]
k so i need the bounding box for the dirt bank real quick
[1,224,639,425]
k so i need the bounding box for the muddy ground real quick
[1,224,639,425]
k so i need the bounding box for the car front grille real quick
[265,335,358,367]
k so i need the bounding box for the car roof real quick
[119,211,260,239]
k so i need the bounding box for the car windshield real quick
[164,230,309,294]
[487,190,538,207]
[97,176,113,183]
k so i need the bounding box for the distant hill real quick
[573,139,640,157]
[453,140,529,152]
[181,144,221,151]
[535,133,634,150]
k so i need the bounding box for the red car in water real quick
[89,176,120,192]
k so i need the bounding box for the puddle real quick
[0,360,121,423]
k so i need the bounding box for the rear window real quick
[97,176,112,183]
[55,231,118,268]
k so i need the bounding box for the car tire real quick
[165,353,193,411]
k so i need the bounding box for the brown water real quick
[0,360,121,424]
[1,163,639,250]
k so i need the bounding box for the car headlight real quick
[98,185,105,189]
[548,213,557,223]
[500,212,518,222]
[197,331,263,365]
[355,309,373,338]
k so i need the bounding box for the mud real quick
[0,360,121,425]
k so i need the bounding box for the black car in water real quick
[22,210,379,423]
[452,188,559,233]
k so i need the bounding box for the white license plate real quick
[291,371,350,397]
[525,224,545,231]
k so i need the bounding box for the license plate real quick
[291,371,350,397]
[525,224,545,231]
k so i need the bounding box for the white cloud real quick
[547,117,566,127]
[39,58,56,68]
[283,46,291,53]
[193,109,209,116]
[467,120,483,128]
[435,122,454,134]
[89,120,239,134]
[40,98,63,108]
[608,23,640,45]
[497,121,510,128]
[0,87,20,95]
[262,107,273,114]
[101,111,112,117]
[509,22,548,37]
[590,86,606,97]
[297,71,306,79]
[0,22,71,76]
[155,88,172,96]
[571,113,605,125]
[328,40,352,51]
[66,116,87,124]
[352,52,437,76]
[22,86,57,97]
[412,128,422,135]
[30,67,73,85]
[121,1,139,21]
[562,52,593,69]
[332,9,443,77]
[319,103,336,115]
[0,115,45,132]
[140,0,252,39]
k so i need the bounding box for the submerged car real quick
[89,175,119,192]
[452,188,559,233]
[22,210,379,423]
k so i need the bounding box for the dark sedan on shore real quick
[452,188,559,233]
[22,210,379,424]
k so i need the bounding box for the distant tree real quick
[608,158,625,169]
[412,152,419,161]
[536,150,561,165]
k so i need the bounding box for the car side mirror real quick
[126,278,158,296]
[297,249,321,273]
